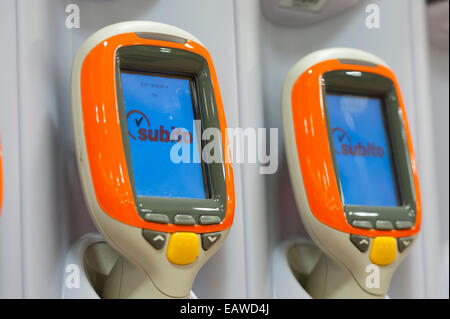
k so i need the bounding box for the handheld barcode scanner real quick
[71,21,235,298]
[282,48,421,298]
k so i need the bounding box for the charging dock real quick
[62,233,197,299]
[272,238,319,298]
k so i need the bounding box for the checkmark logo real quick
[135,117,143,127]
[126,110,150,140]
[331,128,351,155]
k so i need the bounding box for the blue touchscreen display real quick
[120,72,206,199]
[326,94,400,207]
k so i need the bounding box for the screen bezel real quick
[322,70,417,226]
[115,45,227,223]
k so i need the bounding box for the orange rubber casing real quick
[80,33,234,234]
[291,59,421,239]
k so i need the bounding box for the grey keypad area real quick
[141,211,222,226]
[199,215,221,225]
[375,220,394,230]
[143,213,170,224]
[347,210,416,232]
[352,220,373,229]
[351,219,405,231]
[395,221,414,230]
[174,214,196,225]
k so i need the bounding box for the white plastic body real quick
[261,0,360,28]
[71,21,228,298]
[281,48,417,298]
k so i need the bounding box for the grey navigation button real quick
[395,221,414,230]
[142,230,167,250]
[398,237,414,253]
[174,214,196,225]
[201,232,222,251]
[375,220,394,230]
[144,213,169,224]
[350,234,371,253]
[199,215,221,225]
[352,220,373,229]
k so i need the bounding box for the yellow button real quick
[166,232,199,265]
[370,236,397,266]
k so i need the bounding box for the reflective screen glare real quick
[326,94,400,207]
[120,72,206,199]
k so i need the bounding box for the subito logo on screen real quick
[332,128,385,157]
[126,110,193,144]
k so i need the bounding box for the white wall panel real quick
[0,0,23,298]
[428,45,449,298]
[15,0,74,298]
[233,0,271,298]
